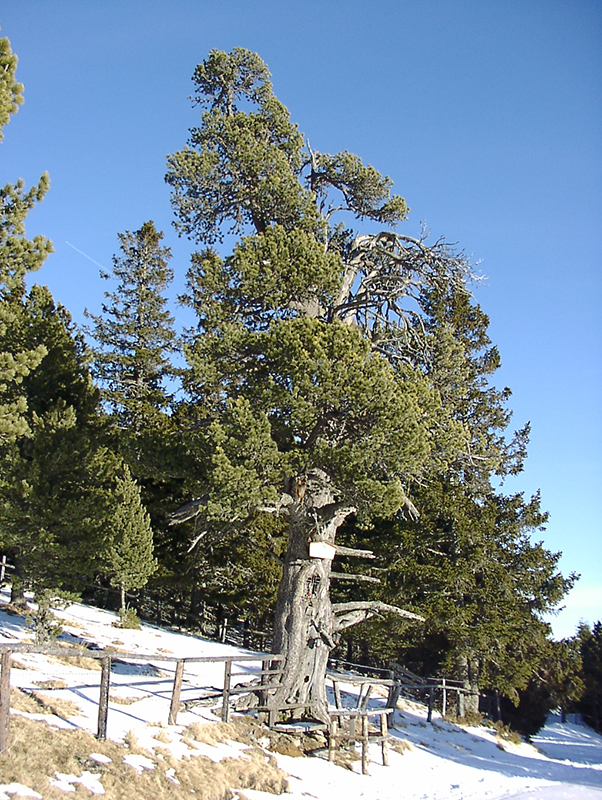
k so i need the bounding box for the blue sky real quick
[2,0,600,638]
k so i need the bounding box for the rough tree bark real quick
[270,471,352,723]
[269,470,424,722]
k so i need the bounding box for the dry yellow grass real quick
[185,717,312,758]
[8,658,28,670]
[61,618,86,630]
[0,714,289,800]
[50,653,102,671]
[109,693,149,705]
[33,679,67,690]
[391,738,412,755]
[10,687,83,719]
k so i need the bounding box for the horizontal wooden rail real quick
[0,643,284,751]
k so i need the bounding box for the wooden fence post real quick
[458,689,465,718]
[260,659,270,708]
[427,687,434,723]
[168,660,185,725]
[442,678,447,719]
[97,656,111,741]
[222,659,232,722]
[0,650,11,754]
[361,714,369,775]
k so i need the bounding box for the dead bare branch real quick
[330,572,380,584]
[333,600,425,632]
[169,495,210,525]
[334,545,375,559]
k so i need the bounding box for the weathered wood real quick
[222,659,232,722]
[334,546,375,559]
[328,715,338,762]
[359,684,372,711]
[0,650,11,754]
[328,708,393,775]
[333,682,342,710]
[97,656,111,741]
[271,471,353,723]
[361,715,369,775]
[0,644,280,666]
[380,713,389,766]
[427,686,434,723]
[330,572,381,584]
[168,660,185,725]
[333,601,425,632]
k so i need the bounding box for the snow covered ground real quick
[0,589,601,800]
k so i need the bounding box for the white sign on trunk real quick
[308,541,337,560]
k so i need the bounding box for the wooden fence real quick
[0,643,283,754]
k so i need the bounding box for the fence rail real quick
[0,642,283,753]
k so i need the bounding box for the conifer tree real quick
[0,31,53,448]
[0,285,112,614]
[167,48,473,720]
[102,464,157,611]
[86,220,188,583]
[86,220,178,437]
[578,622,602,732]
[336,283,575,714]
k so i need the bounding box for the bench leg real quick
[361,715,369,775]
[381,713,389,766]
[348,715,356,752]
[328,717,338,762]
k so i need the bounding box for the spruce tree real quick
[102,464,157,611]
[0,285,113,614]
[578,622,602,732]
[86,220,186,582]
[86,220,178,436]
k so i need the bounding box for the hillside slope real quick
[0,590,601,800]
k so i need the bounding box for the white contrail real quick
[65,241,106,270]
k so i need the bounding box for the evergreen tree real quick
[578,622,602,732]
[0,285,112,615]
[0,31,53,448]
[86,221,177,435]
[333,279,575,717]
[86,220,186,582]
[101,464,157,611]
[167,48,472,720]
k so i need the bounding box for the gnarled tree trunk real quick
[271,471,353,722]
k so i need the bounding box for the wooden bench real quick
[328,707,394,775]
[327,670,397,712]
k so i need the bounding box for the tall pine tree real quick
[167,48,471,720]
[86,220,178,436]
[0,31,52,448]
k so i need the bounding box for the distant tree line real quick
[0,34,598,733]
